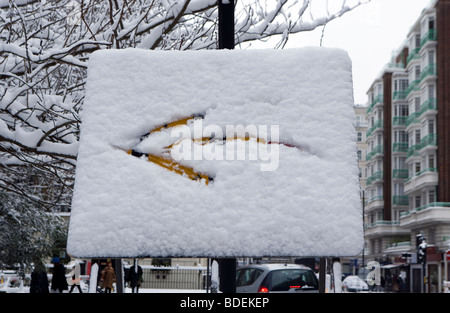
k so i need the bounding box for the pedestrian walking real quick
[50,257,68,293]
[68,261,83,293]
[30,260,49,294]
[100,261,116,293]
[127,260,143,293]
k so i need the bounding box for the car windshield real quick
[265,269,318,291]
[236,268,264,287]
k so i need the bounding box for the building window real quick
[429,16,435,31]
[394,104,409,117]
[415,130,421,145]
[428,154,435,169]
[428,84,435,99]
[394,79,409,94]
[415,34,421,49]
[356,115,366,127]
[415,97,421,113]
[394,156,407,170]
[428,50,435,65]
[394,209,402,221]
[376,83,383,97]
[377,134,382,146]
[357,132,363,142]
[428,119,435,135]
[415,162,421,174]
[358,150,362,161]
[394,131,408,144]
[394,183,405,196]
[377,211,383,221]
[376,160,383,172]
[428,190,435,204]
[415,196,421,208]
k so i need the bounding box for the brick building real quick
[364,0,450,293]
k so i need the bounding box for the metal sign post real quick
[218,0,235,49]
[319,258,326,293]
[114,258,124,293]
[445,250,450,288]
[217,0,236,293]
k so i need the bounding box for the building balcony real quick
[388,62,405,69]
[393,195,409,206]
[406,112,421,127]
[366,145,384,162]
[384,241,412,255]
[393,117,407,127]
[365,196,384,212]
[404,168,438,194]
[417,133,437,152]
[393,169,409,180]
[366,119,383,138]
[406,135,435,159]
[406,79,420,97]
[393,91,407,101]
[367,94,383,114]
[365,220,409,238]
[420,29,437,49]
[407,48,420,65]
[400,202,450,229]
[407,144,419,158]
[355,120,369,128]
[366,170,383,186]
[419,98,437,118]
[393,142,408,153]
[420,63,437,82]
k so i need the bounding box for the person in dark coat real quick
[30,260,49,293]
[127,263,143,293]
[50,257,68,293]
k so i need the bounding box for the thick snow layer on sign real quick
[67,47,363,258]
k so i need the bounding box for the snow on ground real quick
[67,47,363,258]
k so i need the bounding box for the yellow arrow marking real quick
[124,115,301,185]
[126,114,213,185]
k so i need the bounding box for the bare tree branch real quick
[0,0,370,210]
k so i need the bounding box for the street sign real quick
[67,48,363,258]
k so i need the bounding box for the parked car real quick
[342,275,369,292]
[0,271,29,293]
[236,263,319,293]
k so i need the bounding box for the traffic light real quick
[416,233,427,265]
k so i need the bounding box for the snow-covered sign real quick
[67,47,363,258]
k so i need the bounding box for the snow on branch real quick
[0,0,369,210]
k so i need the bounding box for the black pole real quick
[114,258,124,293]
[217,0,236,294]
[218,0,235,49]
[423,261,426,293]
[319,258,326,293]
[218,258,237,293]
[362,190,365,268]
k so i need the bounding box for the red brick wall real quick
[383,72,392,221]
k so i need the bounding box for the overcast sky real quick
[283,0,432,105]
